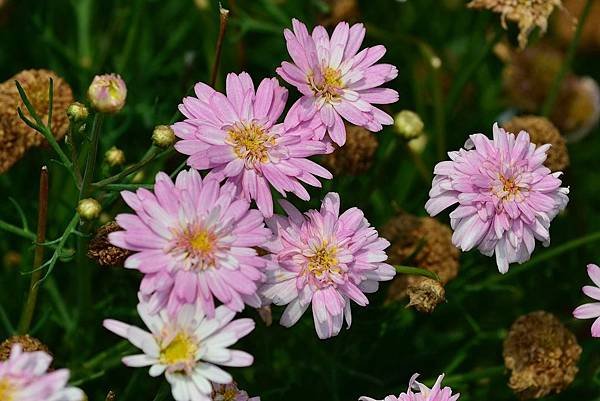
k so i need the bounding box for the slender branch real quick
[91,147,169,188]
[68,124,83,187]
[210,4,230,87]
[102,183,153,191]
[18,166,49,334]
[541,0,593,117]
[80,113,104,198]
[395,265,440,281]
[0,219,37,241]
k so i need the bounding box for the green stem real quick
[18,167,49,334]
[395,265,440,281]
[102,183,153,191]
[80,113,104,198]
[541,0,593,117]
[0,220,36,241]
[92,147,167,188]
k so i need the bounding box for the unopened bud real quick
[66,102,89,123]
[105,146,125,167]
[77,198,102,220]
[88,74,127,113]
[407,134,428,154]
[394,110,424,140]
[152,125,176,148]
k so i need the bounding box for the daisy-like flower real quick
[211,382,260,401]
[573,264,600,337]
[103,301,254,401]
[173,72,332,217]
[359,373,459,401]
[425,123,569,274]
[260,192,396,339]
[277,19,399,146]
[109,169,271,317]
[0,344,84,401]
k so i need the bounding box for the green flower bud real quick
[152,125,176,149]
[77,198,102,220]
[394,110,424,140]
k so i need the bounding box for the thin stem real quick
[80,113,104,198]
[18,166,49,334]
[210,5,230,87]
[0,220,36,241]
[395,265,440,281]
[432,66,445,160]
[102,183,153,191]
[92,147,167,188]
[541,0,593,117]
[67,125,83,187]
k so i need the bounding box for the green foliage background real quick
[1,0,600,400]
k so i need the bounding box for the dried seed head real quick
[88,222,131,267]
[105,391,117,401]
[382,213,459,310]
[321,124,378,175]
[88,74,127,113]
[77,198,102,221]
[467,0,563,48]
[503,311,581,399]
[105,146,126,167]
[0,69,73,173]
[319,0,360,27]
[394,110,424,140]
[257,305,273,327]
[557,76,600,143]
[407,277,446,313]
[0,335,50,361]
[502,116,569,171]
[152,125,176,149]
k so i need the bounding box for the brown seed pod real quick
[0,335,51,361]
[503,311,582,399]
[321,124,378,176]
[502,115,569,172]
[87,222,132,267]
[0,69,73,173]
[406,277,446,313]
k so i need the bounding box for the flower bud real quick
[77,198,102,220]
[66,102,89,123]
[407,134,428,154]
[105,146,125,167]
[152,125,176,148]
[87,74,127,113]
[394,110,424,140]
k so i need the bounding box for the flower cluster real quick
[105,18,399,400]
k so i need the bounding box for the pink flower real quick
[212,382,260,401]
[425,123,569,274]
[260,193,395,339]
[104,300,254,401]
[173,72,332,217]
[277,19,399,146]
[109,169,271,317]
[359,373,459,401]
[573,263,600,337]
[0,344,84,401]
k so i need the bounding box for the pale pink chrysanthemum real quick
[172,72,332,217]
[573,263,600,337]
[0,344,84,401]
[359,373,460,401]
[260,192,396,339]
[211,382,260,401]
[277,19,399,146]
[109,169,271,317]
[104,300,254,401]
[425,123,569,274]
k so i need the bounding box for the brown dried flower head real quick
[319,0,360,27]
[503,311,582,399]
[468,0,563,48]
[0,69,73,173]
[321,124,378,176]
[382,213,459,310]
[502,115,569,172]
[0,335,50,361]
[88,222,132,267]
[406,277,446,313]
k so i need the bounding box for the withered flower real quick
[87,222,131,267]
[321,124,378,176]
[0,335,50,361]
[0,69,73,173]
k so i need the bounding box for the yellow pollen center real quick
[190,231,213,253]
[227,123,275,165]
[307,245,340,277]
[159,333,198,366]
[323,67,343,88]
[221,389,239,401]
[309,67,344,102]
[0,379,14,401]
[501,176,518,194]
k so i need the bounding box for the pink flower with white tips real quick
[109,169,271,317]
[425,123,569,273]
[103,300,254,401]
[278,19,399,146]
[359,373,459,401]
[573,263,600,337]
[172,72,332,217]
[260,193,395,339]
[0,344,84,401]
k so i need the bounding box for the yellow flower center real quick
[221,388,239,401]
[227,122,275,165]
[493,174,526,202]
[0,379,15,401]
[307,244,340,278]
[308,66,344,103]
[173,226,218,270]
[190,231,213,253]
[159,332,198,367]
